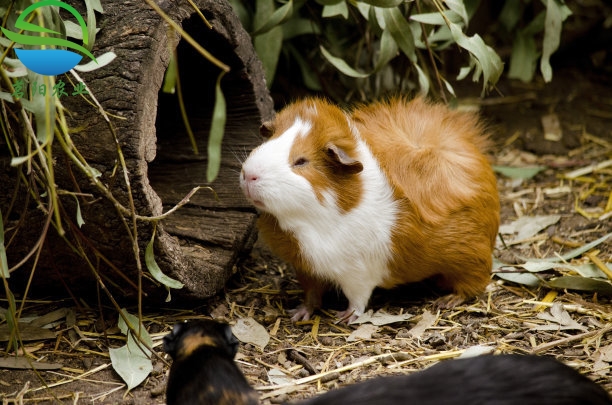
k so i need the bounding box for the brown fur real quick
[351,98,499,297]
[257,97,499,314]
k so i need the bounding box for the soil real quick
[2,62,612,405]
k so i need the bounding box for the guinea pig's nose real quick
[242,169,258,183]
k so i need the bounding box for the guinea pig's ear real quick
[221,323,240,358]
[326,143,363,174]
[260,121,275,139]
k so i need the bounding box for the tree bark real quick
[0,0,272,301]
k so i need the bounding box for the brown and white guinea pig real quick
[163,320,258,405]
[240,97,500,322]
[296,354,612,405]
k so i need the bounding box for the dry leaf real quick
[347,324,378,341]
[232,317,270,350]
[352,309,412,326]
[532,302,587,332]
[499,215,560,241]
[408,310,438,339]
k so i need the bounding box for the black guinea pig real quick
[164,320,611,405]
[163,320,258,405]
[297,353,612,405]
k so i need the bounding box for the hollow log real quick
[0,0,272,301]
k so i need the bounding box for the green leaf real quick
[315,0,344,5]
[516,232,612,264]
[492,165,546,179]
[28,74,55,144]
[449,22,503,95]
[547,276,612,296]
[540,0,571,82]
[415,64,430,96]
[508,31,538,83]
[495,271,541,287]
[323,2,348,18]
[358,0,403,7]
[0,209,9,279]
[320,46,369,78]
[382,8,416,63]
[110,309,153,391]
[499,0,523,31]
[410,11,463,25]
[253,0,284,86]
[373,29,398,72]
[3,57,28,77]
[72,195,85,228]
[282,18,320,39]
[145,232,184,290]
[162,53,178,94]
[444,0,469,26]
[73,51,116,72]
[252,0,293,36]
[207,72,227,182]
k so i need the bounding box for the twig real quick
[531,324,612,354]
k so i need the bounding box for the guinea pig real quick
[163,320,258,405]
[296,354,612,405]
[240,97,500,322]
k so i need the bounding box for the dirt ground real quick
[1,63,612,404]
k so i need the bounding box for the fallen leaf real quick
[458,345,495,359]
[532,302,587,332]
[352,309,412,326]
[109,309,153,392]
[267,368,294,385]
[408,310,437,339]
[499,215,560,240]
[347,324,378,341]
[0,356,62,370]
[232,317,270,350]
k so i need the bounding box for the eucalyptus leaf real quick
[320,46,369,78]
[540,0,571,82]
[254,0,284,86]
[323,2,348,18]
[382,8,416,63]
[207,72,227,182]
[410,11,463,26]
[72,195,85,228]
[547,276,612,296]
[73,51,116,72]
[444,0,469,26]
[110,309,153,391]
[145,232,184,290]
[492,165,546,179]
[415,64,430,96]
[252,0,293,36]
[449,22,503,94]
[508,31,539,83]
[358,0,403,7]
[373,29,398,72]
[3,57,28,77]
[0,209,9,279]
[495,271,541,287]
[162,54,177,94]
[516,232,612,264]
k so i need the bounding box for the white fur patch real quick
[242,116,398,316]
[283,120,398,315]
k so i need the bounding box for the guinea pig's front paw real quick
[434,293,467,309]
[288,305,314,322]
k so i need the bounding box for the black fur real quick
[164,320,611,405]
[163,320,258,405]
[297,354,612,405]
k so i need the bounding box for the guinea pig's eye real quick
[293,157,309,167]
